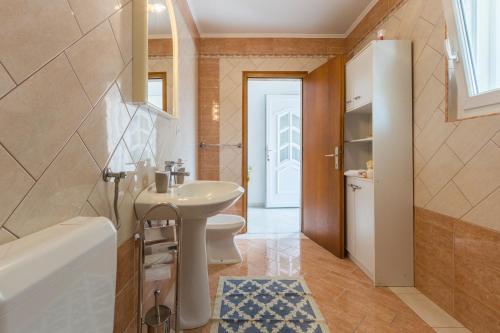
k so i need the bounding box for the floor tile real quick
[180,237,435,332]
[247,207,301,234]
[434,328,472,333]
[389,287,422,294]
[397,293,464,328]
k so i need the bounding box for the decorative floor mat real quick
[211,276,330,333]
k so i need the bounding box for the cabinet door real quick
[345,180,356,254]
[352,46,373,109]
[345,61,354,111]
[354,180,374,275]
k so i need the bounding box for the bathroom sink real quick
[135,180,244,219]
[134,180,244,329]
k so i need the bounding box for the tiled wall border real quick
[415,207,500,332]
[199,38,345,57]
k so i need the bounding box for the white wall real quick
[247,79,301,206]
[151,0,198,181]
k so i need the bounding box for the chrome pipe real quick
[102,168,127,230]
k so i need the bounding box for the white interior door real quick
[265,94,301,208]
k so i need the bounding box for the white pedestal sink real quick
[135,181,244,329]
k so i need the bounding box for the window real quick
[443,0,500,120]
[147,72,167,112]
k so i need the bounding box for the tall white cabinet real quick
[344,40,414,287]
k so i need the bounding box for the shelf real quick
[345,137,373,143]
[345,103,372,115]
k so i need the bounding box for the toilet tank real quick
[0,217,117,333]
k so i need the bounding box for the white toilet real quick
[206,214,245,264]
[0,217,116,333]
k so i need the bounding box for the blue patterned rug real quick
[211,276,330,333]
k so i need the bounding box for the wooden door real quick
[302,56,345,258]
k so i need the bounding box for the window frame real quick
[147,71,168,113]
[442,0,500,120]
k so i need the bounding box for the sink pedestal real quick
[178,218,211,329]
[134,181,245,330]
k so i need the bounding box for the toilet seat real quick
[206,214,245,264]
[207,214,245,230]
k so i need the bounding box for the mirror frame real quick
[133,0,179,118]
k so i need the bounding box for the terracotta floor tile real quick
[180,237,432,332]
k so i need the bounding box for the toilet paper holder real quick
[136,203,183,333]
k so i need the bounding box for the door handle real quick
[265,146,272,162]
[348,184,362,191]
[324,146,342,170]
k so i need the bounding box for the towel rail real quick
[199,142,242,149]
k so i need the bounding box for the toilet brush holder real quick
[144,289,171,333]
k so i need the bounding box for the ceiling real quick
[148,0,171,36]
[186,0,376,37]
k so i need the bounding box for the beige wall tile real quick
[415,109,455,162]
[79,201,99,217]
[116,191,138,246]
[78,84,130,168]
[419,144,463,196]
[463,188,500,232]
[414,46,442,100]
[492,131,500,147]
[410,18,434,63]
[123,106,154,163]
[433,56,446,85]
[88,140,135,222]
[0,54,91,179]
[426,182,472,219]
[0,64,15,98]
[149,117,176,165]
[427,16,445,55]
[414,148,426,176]
[0,0,81,83]
[421,0,444,25]
[379,16,401,40]
[447,114,500,163]
[117,0,131,6]
[109,3,133,63]
[116,61,136,116]
[128,144,156,200]
[0,228,17,246]
[415,177,432,207]
[0,146,34,225]
[67,0,119,33]
[414,76,445,129]
[66,21,124,105]
[4,135,100,237]
[454,141,500,206]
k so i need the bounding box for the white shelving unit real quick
[344,40,413,287]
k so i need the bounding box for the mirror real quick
[133,0,177,117]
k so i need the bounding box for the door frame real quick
[242,71,308,232]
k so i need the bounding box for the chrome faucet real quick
[165,159,190,187]
[102,168,127,230]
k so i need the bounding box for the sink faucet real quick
[165,159,190,187]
